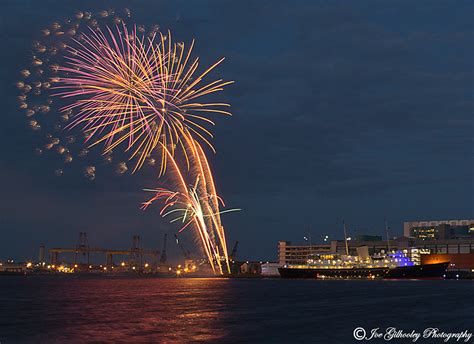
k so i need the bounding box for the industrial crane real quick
[174,234,191,260]
[230,241,239,261]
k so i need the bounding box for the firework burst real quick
[55,23,233,174]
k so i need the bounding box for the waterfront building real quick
[278,241,334,266]
[403,219,474,240]
[261,262,280,276]
[355,235,382,241]
[0,261,27,274]
[240,261,262,274]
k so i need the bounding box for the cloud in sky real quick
[0,0,472,260]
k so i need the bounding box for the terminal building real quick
[403,219,474,240]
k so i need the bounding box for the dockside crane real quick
[230,241,239,262]
[174,234,191,260]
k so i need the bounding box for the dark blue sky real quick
[1,0,473,261]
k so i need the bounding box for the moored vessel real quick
[278,251,449,279]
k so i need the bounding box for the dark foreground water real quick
[0,277,473,343]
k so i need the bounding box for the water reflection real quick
[1,277,472,343]
[0,277,231,343]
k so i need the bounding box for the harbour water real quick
[0,277,473,343]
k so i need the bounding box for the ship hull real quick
[278,262,449,279]
[384,262,449,279]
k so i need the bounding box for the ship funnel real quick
[356,246,370,260]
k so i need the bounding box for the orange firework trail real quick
[20,14,237,275]
[55,23,233,174]
[142,140,239,274]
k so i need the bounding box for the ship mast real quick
[308,229,312,257]
[343,220,349,256]
[385,218,391,253]
[303,227,312,264]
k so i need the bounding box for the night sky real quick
[0,0,473,262]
